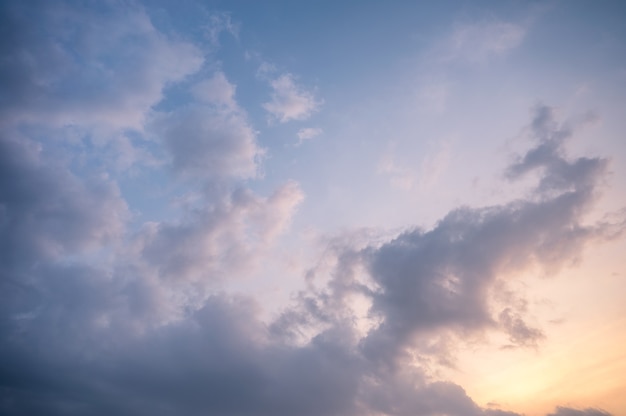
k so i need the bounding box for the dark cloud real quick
[0,134,128,270]
[2,103,618,416]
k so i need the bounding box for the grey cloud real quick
[547,407,612,416]
[0,1,203,130]
[136,182,303,287]
[0,3,621,414]
[498,307,545,348]
[0,135,128,270]
[154,106,262,180]
[1,280,516,416]
[484,410,524,416]
[357,105,618,364]
[507,106,605,196]
[361,370,485,416]
[0,292,361,416]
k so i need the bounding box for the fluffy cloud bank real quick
[2,97,619,416]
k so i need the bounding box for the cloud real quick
[547,407,613,416]
[378,142,449,192]
[444,20,526,63]
[0,134,128,269]
[147,71,270,183]
[192,72,238,110]
[1,103,621,415]
[498,307,545,348]
[360,105,617,363]
[0,2,621,414]
[418,141,451,190]
[296,127,323,145]
[377,148,416,191]
[136,182,304,287]
[204,12,239,47]
[262,74,322,123]
[0,1,203,130]
[155,106,262,180]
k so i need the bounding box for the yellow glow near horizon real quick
[451,239,626,416]
[463,318,626,415]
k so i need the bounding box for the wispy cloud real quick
[263,74,322,123]
[204,12,239,47]
[378,142,450,191]
[296,127,323,145]
[445,20,527,63]
[377,151,416,190]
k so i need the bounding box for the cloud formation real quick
[0,2,621,415]
[136,182,304,287]
[153,105,261,181]
[263,74,322,123]
[547,407,613,416]
[296,127,323,145]
[0,134,128,269]
[361,104,615,363]
[0,1,203,130]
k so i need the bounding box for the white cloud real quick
[204,12,239,47]
[296,127,323,145]
[263,74,322,123]
[192,72,238,110]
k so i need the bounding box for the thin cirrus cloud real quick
[445,19,527,63]
[0,1,624,415]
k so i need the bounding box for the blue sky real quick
[1,1,625,415]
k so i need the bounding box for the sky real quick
[1,1,625,415]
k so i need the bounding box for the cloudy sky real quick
[1,1,625,415]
